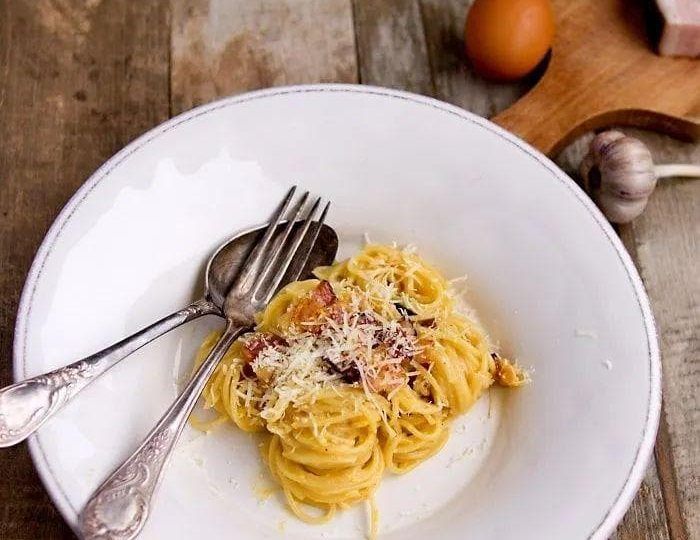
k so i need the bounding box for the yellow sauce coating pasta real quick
[193,244,526,535]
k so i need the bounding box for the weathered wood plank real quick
[171,0,358,116]
[613,459,673,540]
[352,0,433,95]
[618,131,700,540]
[0,1,693,539]
[561,136,691,540]
[0,0,170,538]
[419,0,530,117]
[654,409,689,540]
[558,128,698,540]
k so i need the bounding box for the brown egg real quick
[465,0,555,81]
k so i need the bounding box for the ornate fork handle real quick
[80,322,246,540]
[0,299,217,448]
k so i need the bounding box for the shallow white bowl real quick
[14,84,659,539]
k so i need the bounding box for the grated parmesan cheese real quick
[247,284,421,421]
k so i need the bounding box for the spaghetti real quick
[194,244,525,533]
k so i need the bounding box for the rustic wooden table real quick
[0,1,697,539]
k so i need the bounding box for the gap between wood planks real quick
[0,1,170,538]
[0,1,695,538]
[568,128,699,540]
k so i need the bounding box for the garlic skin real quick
[580,130,657,224]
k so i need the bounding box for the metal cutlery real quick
[0,188,337,448]
[79,187,331,540]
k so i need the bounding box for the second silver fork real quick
[79,188,330,540]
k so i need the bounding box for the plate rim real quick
[12,83,661,539]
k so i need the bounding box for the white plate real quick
[14,85,660,539]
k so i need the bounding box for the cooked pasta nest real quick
[193,243,526,536]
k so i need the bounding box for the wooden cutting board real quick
[491,0,700,156]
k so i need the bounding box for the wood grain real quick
[419,0,531,117]
[558,127,699,540]
[0,1,696,538]
[619,132,700,540]
[0,0,170,538]
[352,0,433,95]
[492,0,700,156]
[612,460,672,540]
[171,0,358,115]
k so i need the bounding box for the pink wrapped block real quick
[655,0,700,57]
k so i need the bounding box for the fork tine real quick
[235,186,296,293]
[251,191,310,295]
[283,201,331,284]
[258,198,329,304]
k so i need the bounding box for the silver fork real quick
[79,188,330,540]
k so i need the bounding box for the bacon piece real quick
[290,280,340,328]
[323,303,345,326]
[242,333,287,362]
[241,362,256,379]
[416,317,436,328]
[314,280,336,305]
[322,356,361,383]
[374,320,417,359]
[366,360,405,393]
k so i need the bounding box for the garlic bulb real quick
[580,131,700,224]
[580,131,656,223]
